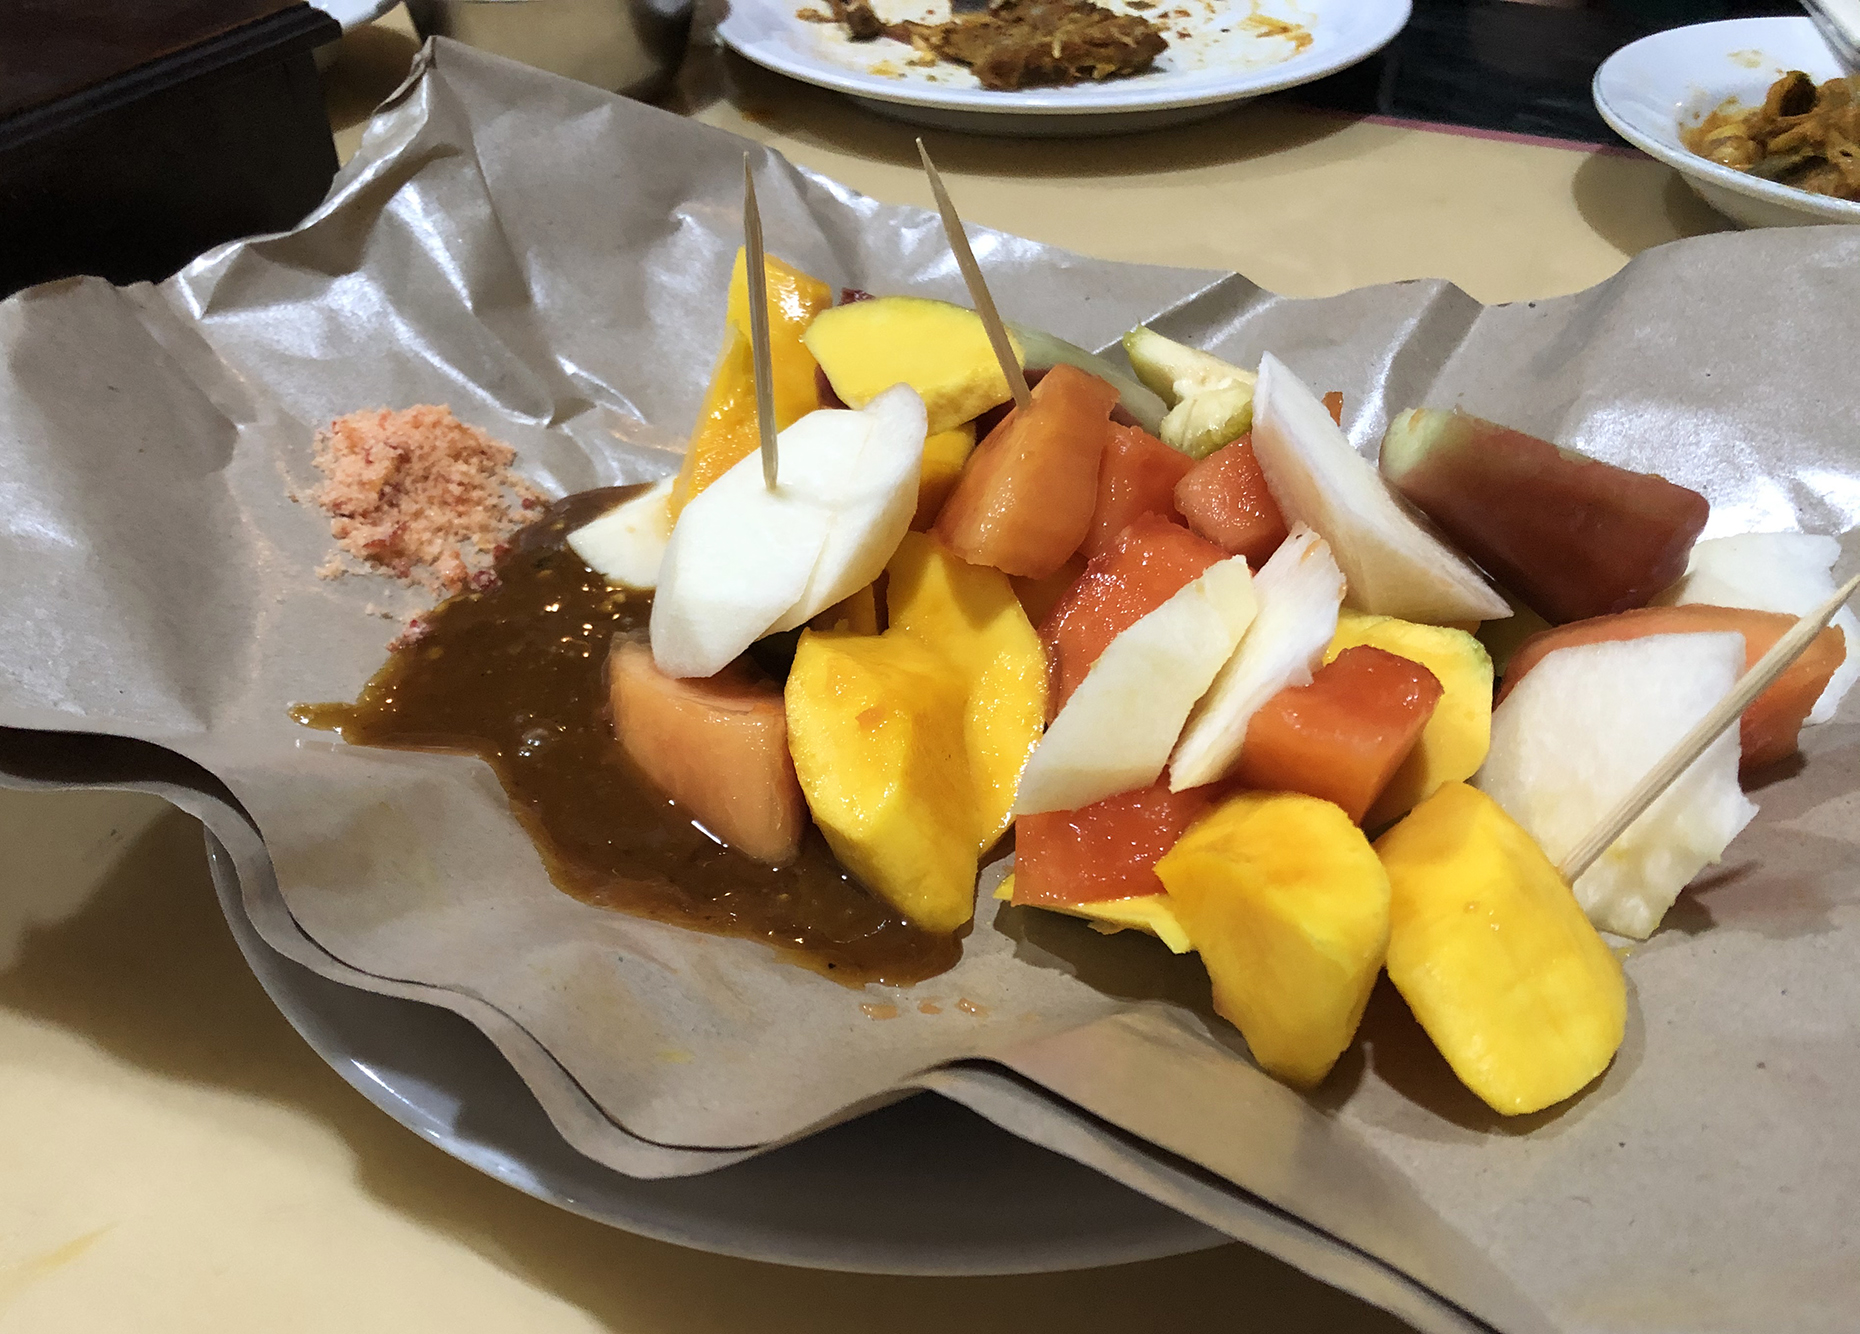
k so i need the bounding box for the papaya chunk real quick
[1080,422,1195,562]
[1172,434,1290,569]
[608,641,805,864]
[934,363,1120,579]
[1014,780,1224,906]
[1328,611,1494,826]
[1231,645,1443,824]
[1011,554,1086,628]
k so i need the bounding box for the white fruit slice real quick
[1654,531,1858,725]
[1168,526,1345,791]
[567,475,674,589]
[650,387,926,678]
[1015,556,1257,815]
[1474,632,1758,940]
[769,385,926,632]
[1249,353,1510,624]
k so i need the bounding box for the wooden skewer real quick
[742,156,780,490]
[916,138,1032,414]
[1558,571,1860,883]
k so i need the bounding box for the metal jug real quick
[406,0,693,100]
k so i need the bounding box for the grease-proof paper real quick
[2,40,1857,1334]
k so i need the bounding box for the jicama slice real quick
[568,475,674,590]
[651,386,925,678]
[1041,514,1226,716]
[1474,632,1758,940]
[1169,526,1345,790]
[1248,353,1509,624]
[1015,556,1256,815]
[1499,603,1845,774]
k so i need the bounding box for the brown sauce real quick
[293,488,962,987]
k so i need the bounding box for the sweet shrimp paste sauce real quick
[293,489,962,986]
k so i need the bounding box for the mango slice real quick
[785,629,978,933]
[995,874,1193,954]
[1325,610,1494,827]
[1375,782,1626,1116]
[886,532,1046,852]
[810,582,880,635]
[670,250,832,519]
[803,296,1020,435]
[1156,792,1391,1088]
[912,423,978,530]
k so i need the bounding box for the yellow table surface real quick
[2,12,1727,1331]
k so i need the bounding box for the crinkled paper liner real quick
[3,39,1857,1334]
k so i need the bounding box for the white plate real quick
[716,0,1410,135]
[1593,16,1860,229]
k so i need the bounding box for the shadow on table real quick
[0,793,1412,1334]
[1570,149,1732,255]
[676,47,1363,181]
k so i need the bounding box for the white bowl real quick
[1593,16,1860,229]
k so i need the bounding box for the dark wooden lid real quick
[0,0,303,120]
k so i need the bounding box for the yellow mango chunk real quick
[670,250,832,519]
[785,629,978,933]
[995,875,1193,953]
[1476,593,1552,677]
[1157,793,1390,1088]
[1326,609,1493,827]
[802,296,1021,435]
[1375,782,1626,1116]
[724,248,832,424]
[809,582,880,635]
[912,422,978,530]
[885,532,1047,852]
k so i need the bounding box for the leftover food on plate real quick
[295,251,1852,1118]
[803,0,1169,90]
[1683,70,1860,201]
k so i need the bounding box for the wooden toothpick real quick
[915,138,1032,413]
[743,155,779,489]
[1558,572,1860,883]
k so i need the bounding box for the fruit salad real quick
[305,251,1853,1120]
